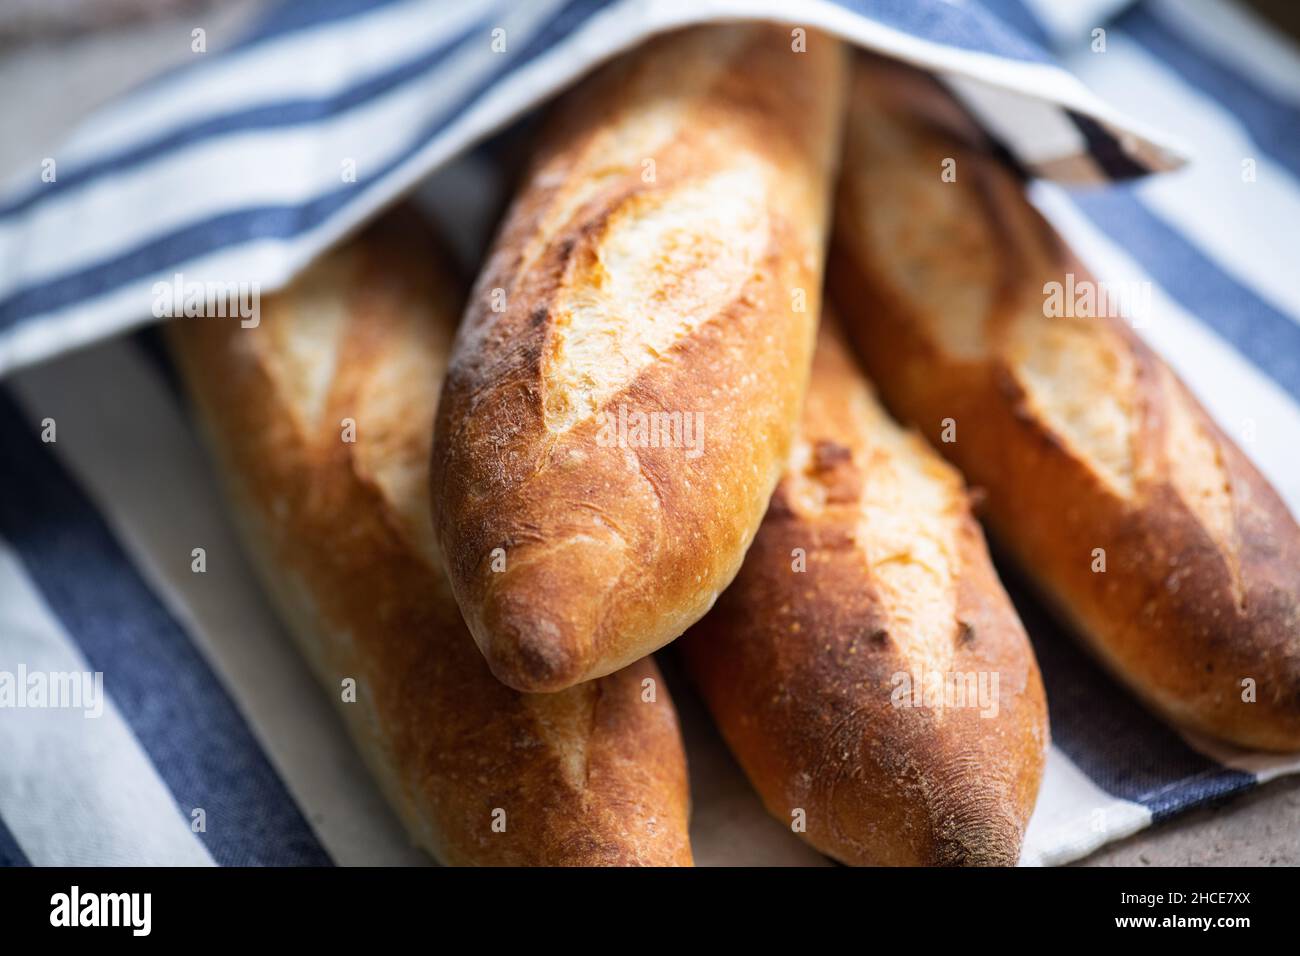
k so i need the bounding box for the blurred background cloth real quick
[0,0,1298,866]
[0,0,214,41]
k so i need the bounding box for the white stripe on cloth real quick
[1179,730,1300,785]
[0,543,216,867]
[8,339,430,866]
[1062,29,1300,326]
[0,0,566,293]
[1151,0,1300,104]
[1029,181,1300,521]
[942,72,1089,166]
[10,0,499,173]
[1020,747,1151,866]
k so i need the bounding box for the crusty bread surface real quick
[168,211,694,865]
[681,317,1049,865]
[832,58,1300,751]
[431,25,849,692]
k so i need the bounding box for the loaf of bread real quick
[681,317,1048,865]
[430,25,848,692]
[831,58,1300,751]
[167,210,693,865]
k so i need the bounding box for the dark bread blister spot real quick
[812,439,853,471]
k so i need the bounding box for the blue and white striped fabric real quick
[0,0,1189,376]
[0,0,1298,866]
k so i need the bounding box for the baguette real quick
[431,25,848,692]
[167,210,693,866]
[831,59,1300,751]
[681,318,1048,865]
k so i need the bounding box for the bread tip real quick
[461,528,638,692]
[928,809,1026,867]
[473,588,594,694]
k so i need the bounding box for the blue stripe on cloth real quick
[0,0,606,333]
[974,0,1054,50]
[0,389,332,866]
[237,0,414,52]
[828,0,1051,63]
[999,561,1256,820]
[1122,4,1300,179]
[0,5,499,218]
[0,814,31,866]
[1068,186,1300,401]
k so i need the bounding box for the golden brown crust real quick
[167,210,693,866]
[681,320,1049,866]
[831,58,1300,752]
[431,25,848,692]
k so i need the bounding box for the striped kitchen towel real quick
[0,0,1189,376]
[0,0,1298,866]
